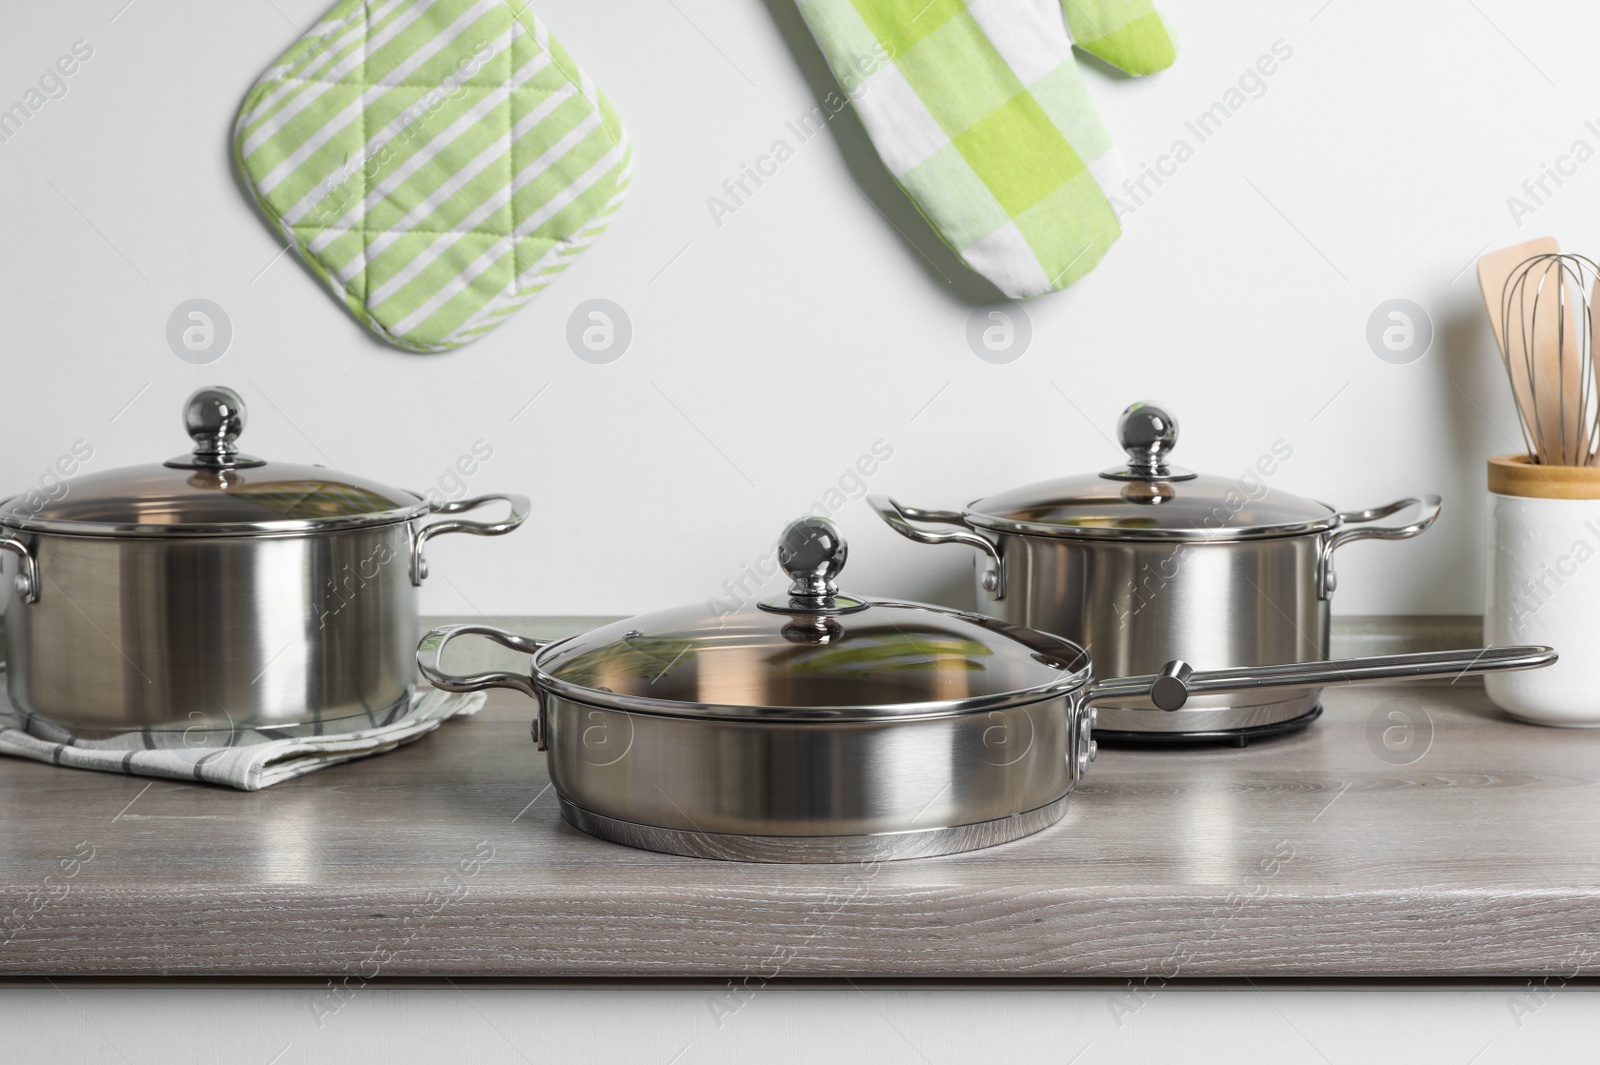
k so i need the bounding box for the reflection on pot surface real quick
[419,518,1555,863]
[873,401,1444,742]
[0,386,530,734]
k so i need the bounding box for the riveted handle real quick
[868,495,1005,600]
[411,493,531,585]
[418,623,550,747]
[1319,495,1442,598]
[0,535,39,604]
[417,624,545,697]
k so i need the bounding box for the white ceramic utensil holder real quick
[1485,454,1600,725]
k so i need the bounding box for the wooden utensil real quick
[1478,237,1560,459]
[1479,238,1558,353]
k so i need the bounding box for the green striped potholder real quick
[235,0,632,352]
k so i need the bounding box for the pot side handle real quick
[0,535,38,604]
[1318,494,1442,599]
[417,623,545,699]
[411,493,531,586]
[867,495,1005,600]
[1087,645,1557,712]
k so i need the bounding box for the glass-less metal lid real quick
[0,387,428,537]
[531,518,1091,720]
[965,402,1337,542]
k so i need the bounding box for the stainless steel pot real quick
[871,402,1443,741]
[0,387,529,735]
[418,518,1552,863]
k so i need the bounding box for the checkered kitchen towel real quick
[0,688,484,791]
[797,0,1176,297]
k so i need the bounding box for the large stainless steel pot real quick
[418,518,1552,863]
[0,387,528,736]
[871,402,1444,741]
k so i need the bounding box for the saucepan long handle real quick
[1085,646,1557,712]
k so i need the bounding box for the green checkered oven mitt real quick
[235,0,632,352]
[797,0,1175,298]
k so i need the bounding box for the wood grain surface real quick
[1488,453,1600,499]
[3,618,1599,979]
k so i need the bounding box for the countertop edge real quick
[5,883,1598,979]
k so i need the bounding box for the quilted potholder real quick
[234,0,632,352]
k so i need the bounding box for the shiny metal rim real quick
[557,793,1072,863]
[0,504,428,539]
[530,601,1094,722]
[533,672,1088,723]
[963,509,1341,543]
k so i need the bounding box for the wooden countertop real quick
[2,620,1597,979]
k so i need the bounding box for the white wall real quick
[3,985,1597,1065]
[1,0,1588,617]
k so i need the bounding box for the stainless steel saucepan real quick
[419,518,1554,864]
[0,387,529,736]
[872,401,1443,742]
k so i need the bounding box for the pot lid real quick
[0,387,428,537]
[531,518,1092,721]
[964,402,1337,541]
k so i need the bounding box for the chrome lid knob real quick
[778,517,847,600]
[166,386,266,470]
[760,517,869,618]
[1118,402,1178,474]
[1101,401,1196,483]
[185,387,246,458]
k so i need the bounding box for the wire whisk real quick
[1499,253,1600,467]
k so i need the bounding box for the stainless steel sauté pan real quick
[419,518,1551,863]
